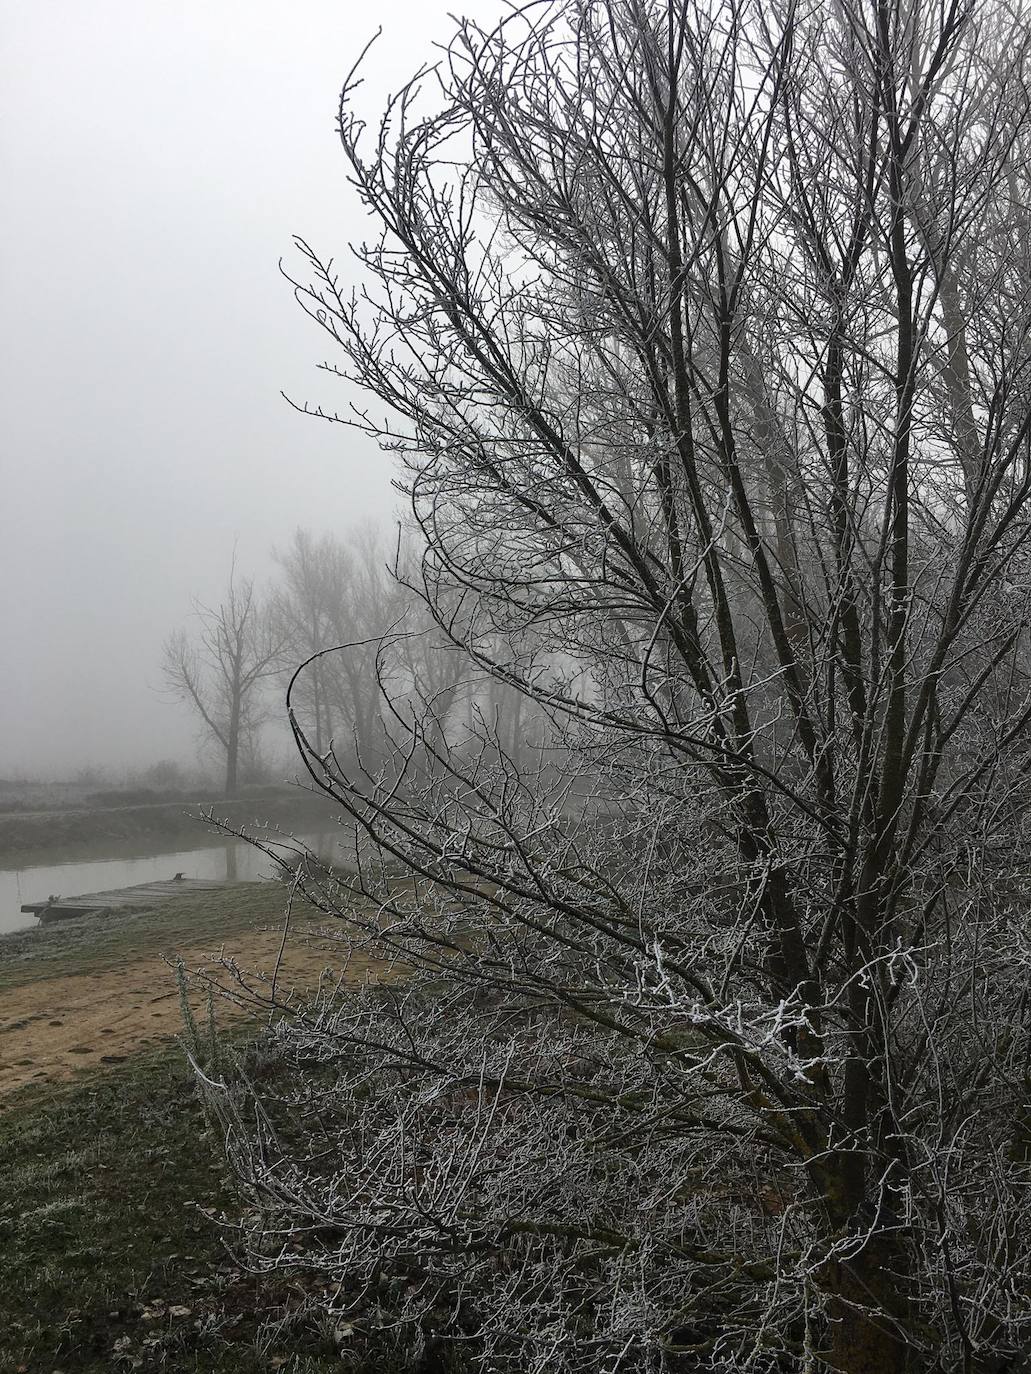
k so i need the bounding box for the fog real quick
[1,0,472,779]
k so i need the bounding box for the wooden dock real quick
[22,877,230,923]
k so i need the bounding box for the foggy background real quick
[1,0,472,779]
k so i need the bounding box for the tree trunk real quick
[312,661,324,756]
[820,1232,914,1374]
[225,694,240,798]
[509,689,523,773]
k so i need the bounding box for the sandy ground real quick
[0,921,373,1097]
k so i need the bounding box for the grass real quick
[0,879,402,1371]
[0,882,301,991]
[0,1040,345,1373]
[0,789,339,866]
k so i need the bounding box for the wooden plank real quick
[21,876,238,918]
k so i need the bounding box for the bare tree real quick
[163,563,283,797]
[196,2,1031,1370]
[272,524,411,773]
[271,528,352,756]
[274,525,493,783]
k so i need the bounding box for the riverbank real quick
[0,880,379,1371]
[0,880,368,1095]
[0,785,340,866]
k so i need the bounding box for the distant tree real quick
[136,758,189,792]
[273,524,484,780]
[271,525,405,769]
[271,528,349,756]
[162,564,283,797]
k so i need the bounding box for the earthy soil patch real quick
[0,886,371,1096]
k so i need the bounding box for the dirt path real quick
[0,920,371,1097]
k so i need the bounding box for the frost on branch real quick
[200,0,1031,1368]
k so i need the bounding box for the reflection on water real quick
[0,831,343,936]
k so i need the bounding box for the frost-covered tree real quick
[198,1,1031,1369]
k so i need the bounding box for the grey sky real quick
[1,0,470,778]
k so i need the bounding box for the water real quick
[0,831,344,936]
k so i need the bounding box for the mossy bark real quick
[820,1233,914,1374]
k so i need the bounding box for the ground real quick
[0,882,374,1096]
[0,879,381,1373]
[0,784,339,864]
